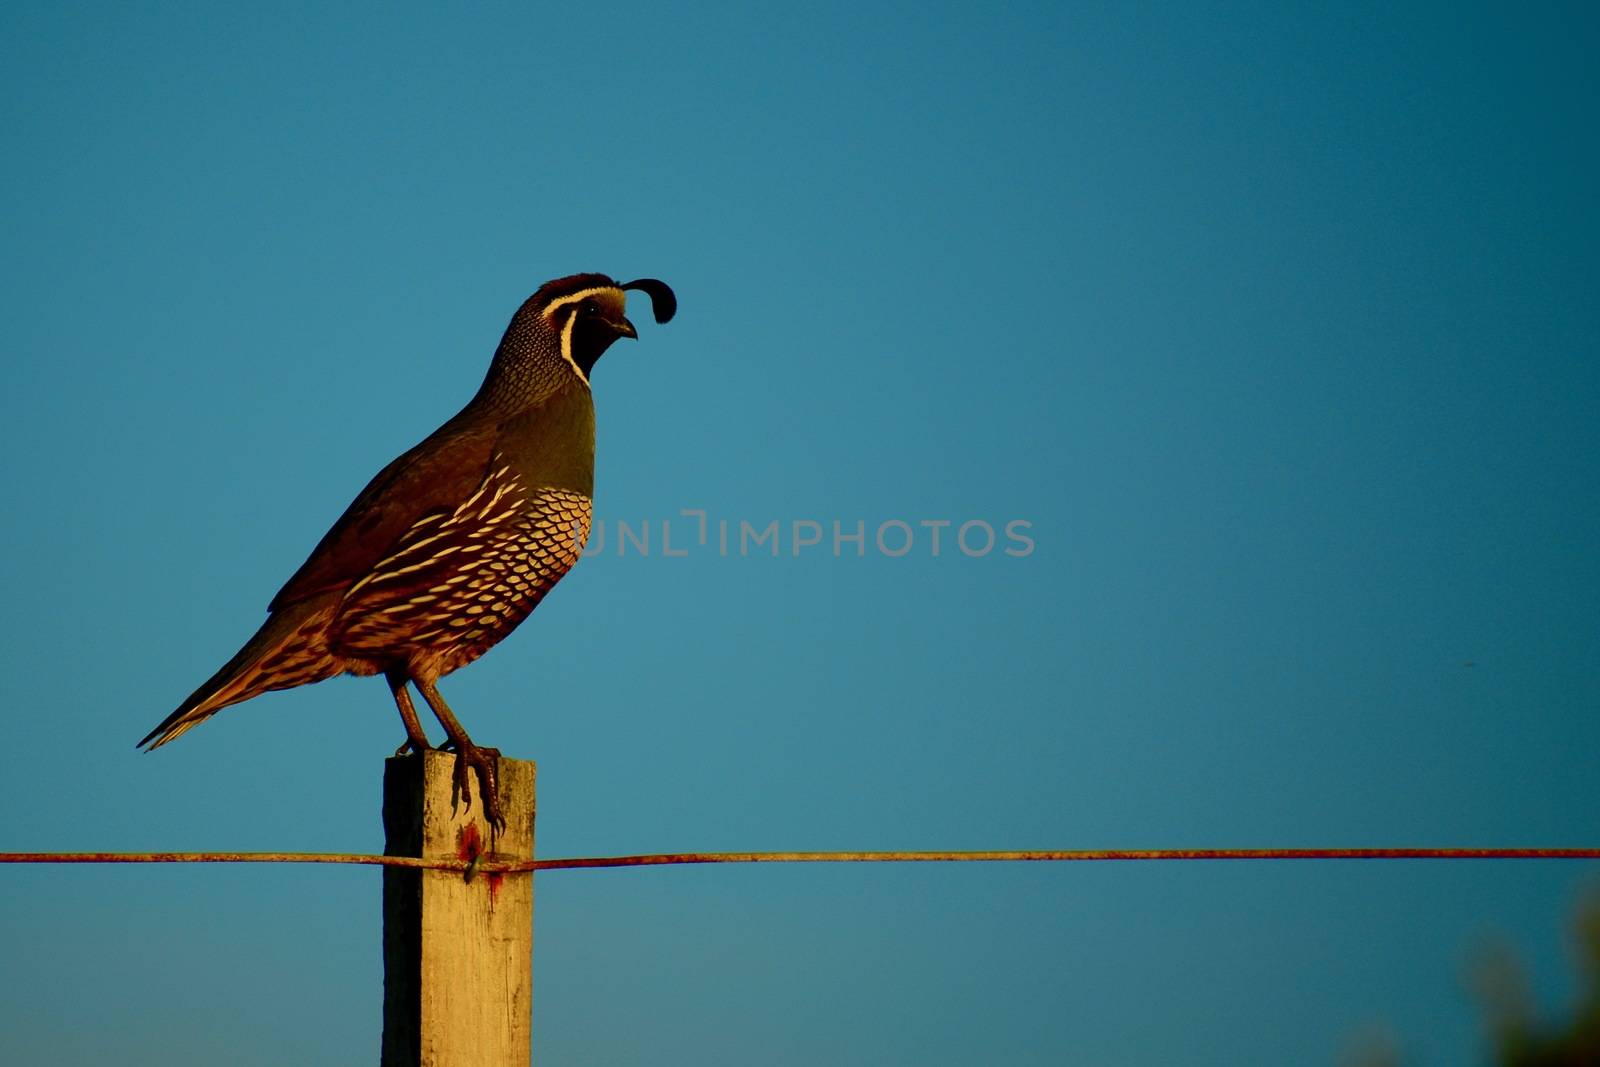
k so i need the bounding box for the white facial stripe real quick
[541,286,619,321]
[558,305,588,385]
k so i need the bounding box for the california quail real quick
[139,273,677,827]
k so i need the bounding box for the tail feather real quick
[139,600,338,750]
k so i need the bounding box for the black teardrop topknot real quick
[622,278,677,324]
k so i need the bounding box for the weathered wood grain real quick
[382,751,535,1066]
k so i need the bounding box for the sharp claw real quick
[394,734,436,758]
[446,744,505,830]
[452,757,474,811]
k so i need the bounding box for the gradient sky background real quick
[2,2,1597,1064]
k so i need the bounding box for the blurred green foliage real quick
[1474,891,1600,1066]
[1344,891,1600,1067]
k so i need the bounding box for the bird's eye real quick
[580,300,599,316]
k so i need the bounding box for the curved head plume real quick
[622,278,677,324]
[475,272,677,405]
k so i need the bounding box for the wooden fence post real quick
[381,750,536,1066]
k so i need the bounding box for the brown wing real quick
[268,424,498,612]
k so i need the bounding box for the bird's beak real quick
[613,316,638,340]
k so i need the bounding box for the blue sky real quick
[2,2,1597,1063]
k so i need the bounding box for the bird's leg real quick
[413,677,504,831]
[386,670,434,757]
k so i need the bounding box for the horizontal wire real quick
[2,847,1598,876]
[526,848,1600,871]
[0,851,448,869]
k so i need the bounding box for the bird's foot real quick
[450,743,505,832]
[393,736,435,758]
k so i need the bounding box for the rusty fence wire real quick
[3,847,1599,879]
